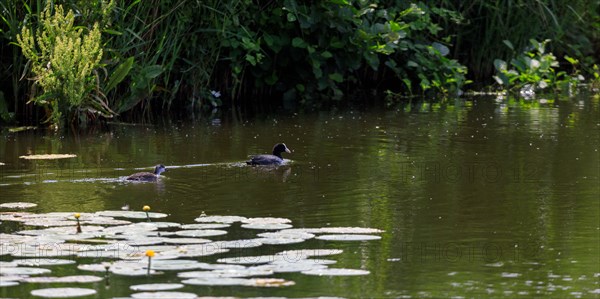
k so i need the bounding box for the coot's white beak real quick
[285,147,291,153]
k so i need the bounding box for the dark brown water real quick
[1,95,599,298]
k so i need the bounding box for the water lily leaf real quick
[19,154,76,160]
[193,215,247,223]
[276,249,343,258]
[0,281,19,287]
[242,217,292,224]
[130,283,184,291]
[174,229,227,237]
[162,238,211,244]
[0,202,38,209]
[301,268,370,276]
[247,278,295,287]
[181,277,252,286]
[253,262,327,273]
[241,223,293,230]
[217,255,290,265]
[22,275,103,283]
[257,231,315,239]
[14,259,76,266]
[315,234,382,241]
[253,237,305,245]
[96,210,168,219]
[281,227,383,234]
[180,223,230,230]
[150,260,207,271]
[131,291,197,298]
[2,267,51,275]
[212,239,263,249]
[30,287,96,298]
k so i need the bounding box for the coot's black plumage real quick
[126,164,167,182]
[246,143,291,166]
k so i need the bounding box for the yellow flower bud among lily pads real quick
[143,205,151,212]
[145,250,155,258]
[74,213,81,219]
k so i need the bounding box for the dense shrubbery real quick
[0,0,598,128]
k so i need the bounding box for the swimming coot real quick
[246,143,291,166]
[126,164,166,182]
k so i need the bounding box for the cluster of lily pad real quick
[0,202,383,298]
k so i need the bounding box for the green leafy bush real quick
[16,3,114,128]
[219,1,468,106]
[493,39,582,92]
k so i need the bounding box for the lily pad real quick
[276,249,344,257]
[20,154,77,160]
[174,229,228,237]
[162,238,212,245]
[315,234,382,241]
[242,217,292,224]
[0,202,38,209]
[246,278,295,287]
[241,223,293,230]
[217,255,290,265]
[281,227,384,234]
[257,231,315,240]
[2,267,51,275]
[14,259,76,266]
[180,223,230,230]
[193,215,247,223]
[22,275,103,283]
[150,260,208,271]
[253,262,328,273]
[0,281,19,287]
[178,268,273,279]
[131,291,197,298]
[181,277,251,286]
[212,239,263,249]
[253,237,306,245]
[95,210,168,219]
[130,283,184,291]
[183,277,294,287]
[30,287,96,298]
[301,268,370,276]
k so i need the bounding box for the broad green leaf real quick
[141,65,163,79]
[329,73,343,83]
[106,57,134,92]
[432,42,449,56]
[493,59,507,72]
[330,0,350,5]
[102,29,122,35]
[502,40,514,51]
[292,37,307,48]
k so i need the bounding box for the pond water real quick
[0,94,599,298]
